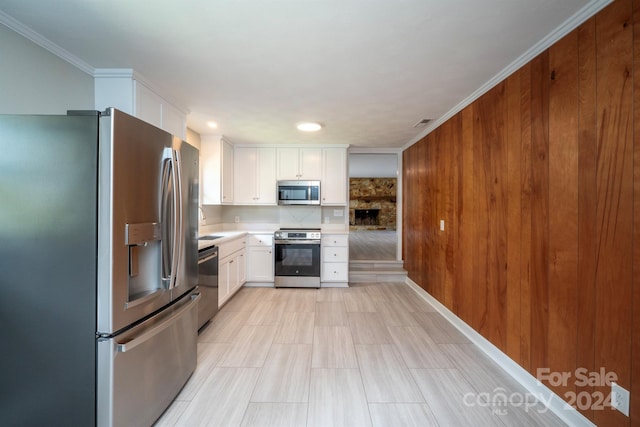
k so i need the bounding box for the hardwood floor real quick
[349,230,397,260]
[154,283,567,427]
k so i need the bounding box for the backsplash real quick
[200,204,347,231]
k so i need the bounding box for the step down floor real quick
[349,260,407,283]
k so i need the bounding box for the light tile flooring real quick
[154,283,567,427]
[349,231,397,260]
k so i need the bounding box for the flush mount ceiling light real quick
[207,121,218,129]
[296,122,322,132]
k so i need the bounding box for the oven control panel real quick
[275,229,321,240]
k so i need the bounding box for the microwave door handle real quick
[161,157,173,287]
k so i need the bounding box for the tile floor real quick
[154,283,567,427]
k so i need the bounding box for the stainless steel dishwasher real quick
[197,245,219,329]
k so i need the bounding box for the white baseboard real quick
[243,282,275,288]
[404,277,596,427]
[321,281,349,288]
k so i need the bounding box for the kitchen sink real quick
[198,235,223,240]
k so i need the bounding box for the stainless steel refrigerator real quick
[0,108,200,426]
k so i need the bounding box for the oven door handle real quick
[275,240,321,245]
[198,253,218,264]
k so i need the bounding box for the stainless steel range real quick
[274,228,321,288]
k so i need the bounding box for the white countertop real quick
[197,225,348,250]
[197,229,279,250]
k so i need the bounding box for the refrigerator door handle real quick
[168,150,180,289]
[116,293,200,353]
[161,156,173,287]
[173,148,183,284]
[161,152,180,289]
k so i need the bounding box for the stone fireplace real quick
[349,178,396,231]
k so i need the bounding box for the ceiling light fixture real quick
[207,121,218,129]
[297,122,322,132]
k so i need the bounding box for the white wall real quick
[0,25,94,114]
[349,153,398,178]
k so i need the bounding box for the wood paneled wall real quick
[402,1,639,425]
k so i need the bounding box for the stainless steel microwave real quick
[277,180,320,205]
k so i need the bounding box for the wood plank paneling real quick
[632,1,640,424]
[577,15,598,422]
[441,119,456,311]
[529,51,550,374]
[433,128,444,302]
[547,29,579,400]
[593,1,634,425]
[519,62,533,374]
[505,72,522,365]
[472,83,508,351]
[454,107,475,326]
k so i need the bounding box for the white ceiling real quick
[0,0,602,148]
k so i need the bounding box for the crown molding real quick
[349,147,401,154]
[402,0,613,152]
[0,10,95,75]
[93,68,134,79]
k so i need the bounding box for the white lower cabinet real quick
[218,236,247,307]
[321,234,349,285]
[246,234,274,283]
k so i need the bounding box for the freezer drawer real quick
[97,291,200,427]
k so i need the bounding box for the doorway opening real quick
[348,154,399,261]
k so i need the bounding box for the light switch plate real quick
[440,220,445,231]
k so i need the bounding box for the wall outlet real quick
[611,382,630,416]
[234,215,240,223]
[333,209,343,217]
[325,216,330,223]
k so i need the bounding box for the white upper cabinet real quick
[200,136,234,205]
[321,148,348,205]
[234,147,277,205]
[94,70,187,139]
[221,140,234,204]
[276,147,322,180]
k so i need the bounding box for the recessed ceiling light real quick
[207,121,218,129]
[297,122,322,132]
